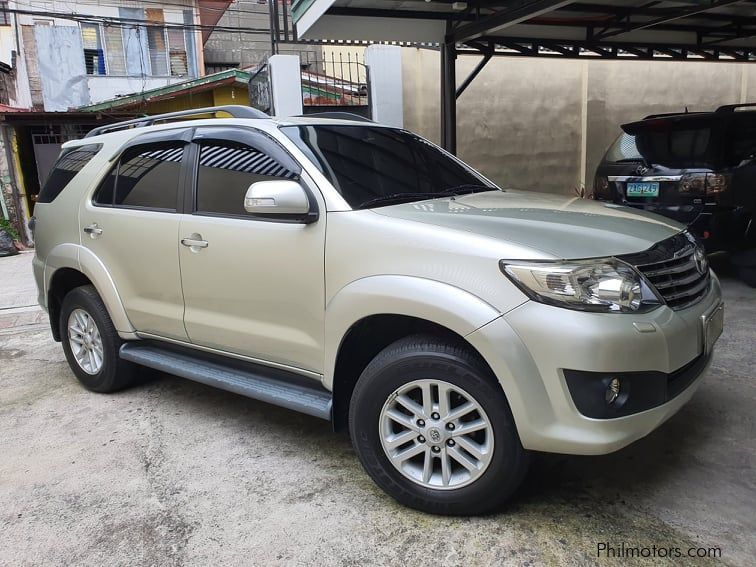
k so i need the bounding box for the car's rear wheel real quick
[60,285,137,392]
[349,335,529,515]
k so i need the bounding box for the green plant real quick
[572,184,593,199]
[0,217,20,241]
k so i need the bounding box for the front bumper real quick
[466,274,722,455]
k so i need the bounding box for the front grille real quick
[619,232,710,310]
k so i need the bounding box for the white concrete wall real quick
[365,45,403,127]
[269,54,303,117]
[0,27,14,68]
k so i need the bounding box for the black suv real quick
[594,104,756,286]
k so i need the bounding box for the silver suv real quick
[32,106,724,514]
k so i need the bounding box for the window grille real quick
[81,23,106,75]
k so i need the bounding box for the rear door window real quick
[37,144,101,203]
[94,141,185,210]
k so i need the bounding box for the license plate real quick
[626,182,659,197]
[702,304,724,355]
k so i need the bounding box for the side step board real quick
[119,343,332,420]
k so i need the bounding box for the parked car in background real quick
[594,104,756,286]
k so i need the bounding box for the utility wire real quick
[0,6,272,35]
[15,0,279,17]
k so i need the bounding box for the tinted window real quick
[108,142,184,209]
[634,127,714,168]
[196,141,297,216]
[605,133,642,163]
[37,144,101,203]
[94,168,116,206]
[281,125,492,209]
[727,115,756,165]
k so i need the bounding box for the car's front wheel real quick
[59,285,137,393]
[349,335,529,515]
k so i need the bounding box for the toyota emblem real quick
[428,428,442,443]
[635,164,649,175]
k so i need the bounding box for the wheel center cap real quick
[427,427,444,445]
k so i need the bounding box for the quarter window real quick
[94,141,184,210]
[195,141,297,216]
[94,168,117,206]
[38,144,102,204]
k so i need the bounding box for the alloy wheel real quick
[379,379,494,490]
[67,308,104,375]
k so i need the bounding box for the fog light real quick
[605,378,621,405]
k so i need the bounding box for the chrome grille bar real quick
[619,232,710,311]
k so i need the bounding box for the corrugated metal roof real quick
[78,69,252,112]
[293,0,756,61]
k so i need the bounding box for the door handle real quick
[83,223,103,237]
[181,235,209,249]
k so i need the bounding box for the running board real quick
[119,343,332,420]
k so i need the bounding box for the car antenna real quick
[685,106,689,113]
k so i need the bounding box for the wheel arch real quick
[325,276,504,430]
[45,245,136,341]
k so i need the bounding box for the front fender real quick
[323,275,505,390]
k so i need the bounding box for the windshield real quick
[280,124,496,209]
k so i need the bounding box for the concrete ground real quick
[1,252,753,566]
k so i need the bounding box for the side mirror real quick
[243,180,315,221]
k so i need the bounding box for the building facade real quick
[7,0,203,111]
[203,0,309,71]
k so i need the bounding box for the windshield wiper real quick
[357,193,440,209]
[439,184,498,196]
[357,185,497,210]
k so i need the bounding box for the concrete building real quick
[203,0,315,71]
[9,0,203,111]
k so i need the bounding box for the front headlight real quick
[500,258,661,313]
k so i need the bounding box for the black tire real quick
[349,334,529,515]
[59,285,136,393]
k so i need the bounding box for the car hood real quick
[371,190,684,259]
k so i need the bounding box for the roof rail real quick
[295,112,374,123]
[84,105,269,138]
[716,103,756,113]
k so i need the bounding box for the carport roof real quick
[293,0,756,61]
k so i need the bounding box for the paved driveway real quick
[1,252,753,566]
